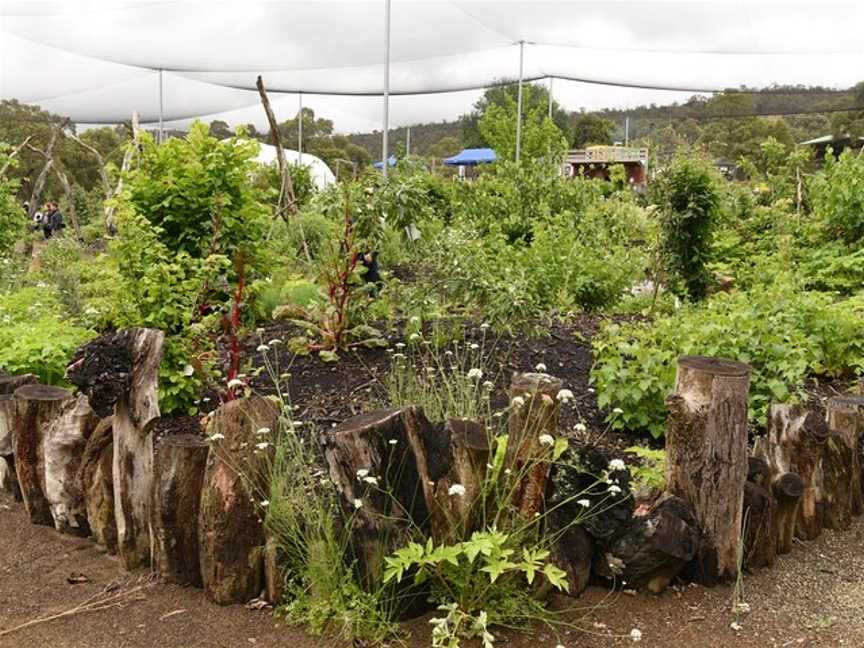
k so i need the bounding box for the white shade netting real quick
[1,0,863,129]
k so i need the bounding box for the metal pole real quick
[298,91,303,164]
[158,68,164,144]
[406,127,411,157]
[548,76,553,120]
[625,116,629,146]
[382,0,391,179]
[515,40,524,163]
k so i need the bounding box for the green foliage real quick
[652,156,721,300]
[478,95,567,163]
[570,113,615,147]
[0,142,25,258]
[0,287,94,384]
[624,446,667,492]
[810,148,864,244]
[592,282,864,437]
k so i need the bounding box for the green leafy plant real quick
[624,446,667,492]
[810,148,864,244]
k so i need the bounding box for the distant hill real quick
[348,121,462,159]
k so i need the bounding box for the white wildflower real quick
[356,469,370,479]
[469,343,479,350]
[256,344,269,353]
[183,364,195,377]
[482,380,494,390]
[574,422,587,432]
[363,476,379,486]
[609,459,626,471]
[227,378,245,389]
[256,427,271,436]
[256,327,265,335]
[388,438,398,445]
[260,500,269,507]
[208,433,225,442]
[255,442,270,450]
[353,499,363,509]
[511,396,525,408]
[607,484,622,494]
[480,323,490,330]
[448,484,466,497]
[409,333,421,342]
[395,342,406,349]
[630,628,643,642]
[538,434,554,446]
[556,389,575,403]
[409,315,421,324]
[612,407,624,414]
[269,338,282,346]
[577,499,591,508]
[535,362,547,372]
[467,368,483,380]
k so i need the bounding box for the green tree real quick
[208,120,234,140]
[570,113,615,147]
[0,142,25,257]
[478,94,567,162]
[428,136,462,158]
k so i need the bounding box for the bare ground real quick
[2,491,864,648]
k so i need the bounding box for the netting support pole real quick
[406,127,411,157]
[298,91,303,164]
[548,76,553,120]
[158,68,164,144]
[382,0,392,180]
[516,40,524,163]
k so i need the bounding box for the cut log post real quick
[263,533,284,605]
[756,405,828,540]
[0,373,37,395]
[549,517,594,597]
[821,432,854,531]
[12,384,73,526]
[43,394,98,534]
[665,355,751,585]
[405,418,489,544]
[0,395,21,500]
[506,372,563,518]
[151,433,209,586]
[826,395,864,516]
[77,417,116,552]
[771,472,804,555]
[320,406,432,589]
[113,327,165,570]
[199,397,279,604]
[597,494,700,593]
[742,482,777,570]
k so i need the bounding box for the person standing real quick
[42,202,56,239]
[48,201,65,234]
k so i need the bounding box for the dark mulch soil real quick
[149,415,203,449]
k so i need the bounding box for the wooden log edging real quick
[77,416,117,552]
[826,395,864,517]
[0,395,21,500]
[151,433,209,587]
[665,355,751,586]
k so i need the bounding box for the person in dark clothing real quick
[48,202,64,233]
[42,202,55,239]
[357,251,381,285]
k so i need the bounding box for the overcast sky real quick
[1,1,862,134]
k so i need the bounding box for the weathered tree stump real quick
[506,372,563,518]
[665,355,751,585]
[12,384,73,526]
[320,406,432,589]
[66,332,133,418]
[742,482,777,570]
[821,432,854,531]
[199,397,279,604]
[0,373,37,395]
[755,405,828,541]
[77,416,116,552]
[113,327,164,570]
[0,395,21,500]
[826,395,864,516]
[43,394,99,534]
[596,494,700,593]
[151,433,209,586]
[407,418,489,544]
[771,472,804,555]
[263,533,284,605]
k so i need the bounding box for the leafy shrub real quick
[652,156,721,300]
[592,282,864,437]
[0,142,25,258]
[810,148,864,244]
[0,287,94,384]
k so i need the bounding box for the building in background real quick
[564,146,648,186]
[800,134,864,164]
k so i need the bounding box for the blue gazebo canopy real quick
[443,148,497,166]
[372,154,397,169]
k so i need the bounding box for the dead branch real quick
[0,136,33,176]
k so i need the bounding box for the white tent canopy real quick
[1,1,863,131]
[254,143,336,189]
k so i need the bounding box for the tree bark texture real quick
[151,433,209,587]
[0,395,21,500]
[12,384,73,526]
[199,396,279,604]
[665,355,751,585]
[77,416,116,552]
[826,395,864,516]
[506,372,563,518]
[821,432,854,531]
[43,394,98,534]
[113,327,164,570]
[406,417,489,544]
[0,373,37,395]
[742,481,777,570]
[756,404,828,541]
[320,406,432,589]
